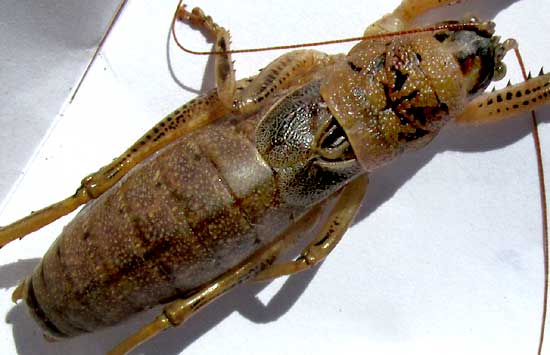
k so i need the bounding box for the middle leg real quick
[254,174,368,282]
[365,0,461,34]
[177,4,337,115]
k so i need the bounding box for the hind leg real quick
[107,204,329,355]
[0,3,333,248]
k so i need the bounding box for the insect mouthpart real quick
[434,20,516,95]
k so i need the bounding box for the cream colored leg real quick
[0,90,228,248]
[393,0,462,23]
[365,0,461,34]
[108,173,368,354]
[457,72,550,124]
[0,4,334,248]
[177,5,335,115]
[254,174,368,282]
[177,5,236,108]
[107,203,326,355]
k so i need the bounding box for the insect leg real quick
[459,46,549,354]
[176,5,236,108]
[0,6,334,248]
[393,0,462,23]
[107,204,328,355]
[0,91,229,247]
[254,174,368,282]
[231,50,336,115]
[177,4,336,115]
[365,0,461,34]
[457,71,550,124]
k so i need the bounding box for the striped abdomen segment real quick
[23,117,296,338]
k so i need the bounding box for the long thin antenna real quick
[69,0,129,103]
[513,47,549,355]
[170,1,486,56]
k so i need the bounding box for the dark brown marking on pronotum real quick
[393,69,408,92]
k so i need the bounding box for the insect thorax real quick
[256,81,362,207]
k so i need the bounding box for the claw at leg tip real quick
[175,2,188,21]
[11,280,27,303]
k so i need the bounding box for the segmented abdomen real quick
[24,115,303,338]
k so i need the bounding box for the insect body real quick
[0,1,548,354]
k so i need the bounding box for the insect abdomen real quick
[22,116,299,338]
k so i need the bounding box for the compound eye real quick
[493,62,507,81]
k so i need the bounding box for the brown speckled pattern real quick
[321,33,466,171]
[25,114,307,337]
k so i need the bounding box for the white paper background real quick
[1,1,549,354]
[0,0,124,203]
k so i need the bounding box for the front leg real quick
[457,71,550,124]
[393,0,462,23]
[365,0,461,34]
